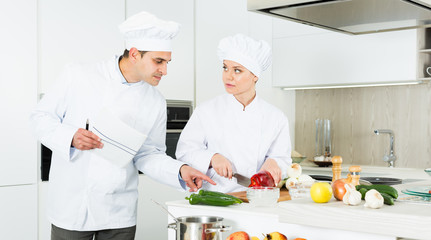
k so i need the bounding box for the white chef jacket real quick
[29,56,185,231]
[176,94,292,193]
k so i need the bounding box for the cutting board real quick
[227,188,291,203]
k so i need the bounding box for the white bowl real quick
[425,168,431,177]
[287,182,312,199]
[246,187,280,207]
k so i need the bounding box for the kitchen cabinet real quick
[167,201,395,240]
[38,0,125,94]
[0,185,37,240]
[0,0,37,186]
[135,175,187,239]
[418,27,431,79]
[126,0,195,101]
[272,28,418,88]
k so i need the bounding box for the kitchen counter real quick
[166,166,431,240]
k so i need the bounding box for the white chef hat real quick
[119,11,180,52]
[217,34,272,78]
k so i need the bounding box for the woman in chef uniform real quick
[176,34,292,193]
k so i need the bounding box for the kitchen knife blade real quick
[233,173,251,187]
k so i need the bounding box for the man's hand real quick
[180,165,216,192]
[210,153,233,179]
[259,158,282,185]
[72,128,103,150]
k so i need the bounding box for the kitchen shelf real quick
[417,27,431,79]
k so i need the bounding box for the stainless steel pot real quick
[168,216,231,240]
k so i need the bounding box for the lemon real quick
[310,182,333,203]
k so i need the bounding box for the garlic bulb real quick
[285,177,298,188]
[286,163,302,178]
[297,174,315,186]
[342,184,362,206]
[364,189,384,209]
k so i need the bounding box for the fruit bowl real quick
[292,156,307,164]
[246,187,280,207]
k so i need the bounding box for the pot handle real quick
[167,223,177,231]
[205,225,232,233]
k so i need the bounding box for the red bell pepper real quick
[248,170,275,187]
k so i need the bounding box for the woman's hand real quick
[72,128,103,150]
[259,158,282,185]
[210,153,233,179]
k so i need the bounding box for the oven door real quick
[166,129,182,159]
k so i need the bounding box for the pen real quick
[86,119,89,131]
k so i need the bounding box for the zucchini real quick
[355,184,398,199]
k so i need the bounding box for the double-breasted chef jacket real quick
[30,56,184,231]
[176,94,292,193]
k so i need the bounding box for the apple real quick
[263,232,287,240]
[226,231,250,240]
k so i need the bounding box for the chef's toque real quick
[119,11,180,52]
[217,34,271,78]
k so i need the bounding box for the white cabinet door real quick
[39,0,125,94]
[273,30,417,88]
[0,185,37,240]
[136,175,187,239]
[126,0,195,101]
[0,0,37,186]
[195,0,249,104]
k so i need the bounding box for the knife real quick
[233,173,251,187]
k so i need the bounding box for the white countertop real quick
[167,166,431,240]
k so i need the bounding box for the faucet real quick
[374,129,396,167]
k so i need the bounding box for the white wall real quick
[38,0,125,94]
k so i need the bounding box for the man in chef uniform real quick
[30,12,215,240]
[176,34,292,193]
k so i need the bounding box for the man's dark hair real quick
[122,49,148,58]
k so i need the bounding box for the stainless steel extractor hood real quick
[248,0,431,35]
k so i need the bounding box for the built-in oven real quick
[40,100,193,181]
[165,100,193,159]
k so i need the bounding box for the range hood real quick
[248,0,431,35]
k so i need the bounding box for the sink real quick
[361,177,401,185]
[402,178,424,184]
[309,175,404,185]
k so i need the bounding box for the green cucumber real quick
[198,190,243,203]
[358,188,368,200]
[355,184,398,199]
[380,192,395,205]
[185,193,240,206]
[358,187,395,205]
